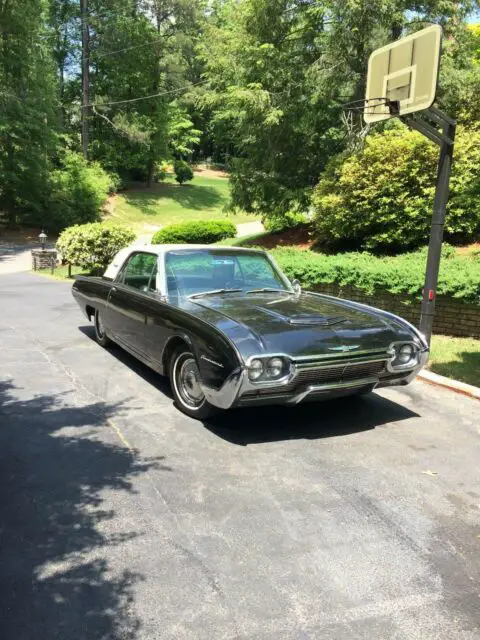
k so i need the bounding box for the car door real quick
[106,251,158,358]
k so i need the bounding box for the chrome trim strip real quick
[295,355,388,370]
[292,349,390,362]
[287,377,379,405]
[200,355,224,368]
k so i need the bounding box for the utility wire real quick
[85,79,207,108]
[77,7,137,22]
[79,36,169,63]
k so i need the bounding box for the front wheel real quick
[94,309,112,347]
[169,348,218,420]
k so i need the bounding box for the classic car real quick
[72,244,429,419]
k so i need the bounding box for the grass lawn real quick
[428,335,480,388]
[106,174,259,234]
[32,265,88,281]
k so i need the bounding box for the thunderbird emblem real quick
[327,345,360,352]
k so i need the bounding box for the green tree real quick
[86,0,203,184]
[198,0,345,219]
[438,23,480,124]
[0,0,58,226]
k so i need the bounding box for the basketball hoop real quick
[363,24,442,124]
[343,97,400,117]
[346,23,456,345]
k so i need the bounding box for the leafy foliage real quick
[272,246,480,303]
[312,126,480,252]
[198,0,346,220]
[0,0,58,226]
[438,23,480,125]
[86,0,204,185]
[151,220,236,244]
[56,223,135,273]
[2,0,480,232]
[197,0,474,222]
[46,151,118,232]
[264,211,309,233]
[173,160,194,185]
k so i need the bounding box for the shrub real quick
[173,159,194,185]
[271,246,480,304]
[48,151,118,232]
[152,220,237,245]
[264,210,309,233]
[57,223,136,274]
[312,126,480,252]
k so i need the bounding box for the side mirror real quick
[292,279,302,295]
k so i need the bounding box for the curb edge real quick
[417,369,480,401]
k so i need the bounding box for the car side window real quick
[119,253,158,292]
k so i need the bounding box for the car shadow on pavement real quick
[204,393,419,446]
[79,325,173,399]
[0,378,160,640]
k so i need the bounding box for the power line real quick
[79,36,168,63]
[77,7,137,22]
[85,79,207,108]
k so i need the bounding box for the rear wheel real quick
[169,348,218,420]
[94,309,112,347]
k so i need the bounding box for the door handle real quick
[111,286,117,293]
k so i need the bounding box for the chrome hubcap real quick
[178,357,204,407]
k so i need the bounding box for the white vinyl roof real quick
[103,243,265,280]
[132,243,264,254]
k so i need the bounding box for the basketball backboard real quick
[364,25,442,123]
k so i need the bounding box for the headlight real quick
[248,359,264,381]
[391,343,418,370]
[397,344,414,364]
[266,357,284,378]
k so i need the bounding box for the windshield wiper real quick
[190,288,243,299]
[246,287,288,294]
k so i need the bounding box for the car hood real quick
[185,291,414,360]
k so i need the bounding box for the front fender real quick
[161,323,242,390]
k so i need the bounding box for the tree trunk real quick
[146,158,155,188]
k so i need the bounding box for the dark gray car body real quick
[72,245,429,409]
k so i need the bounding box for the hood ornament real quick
[327,345,360,352]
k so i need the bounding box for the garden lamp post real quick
[39,230,47,251]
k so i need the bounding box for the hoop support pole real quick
[402,107,456,344]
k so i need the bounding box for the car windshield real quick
[165,249,289,298]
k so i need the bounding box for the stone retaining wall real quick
[314,283,480,339]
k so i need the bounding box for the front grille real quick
[295,360,386,386]
[243,359,387,397]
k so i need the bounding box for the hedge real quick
[312,126,480,252]
[152,220,236,245]
[57,223,136,274]
[271,246,480,304]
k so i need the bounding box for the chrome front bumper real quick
[201,349,429,410]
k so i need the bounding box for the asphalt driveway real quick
[1,272,479,640]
